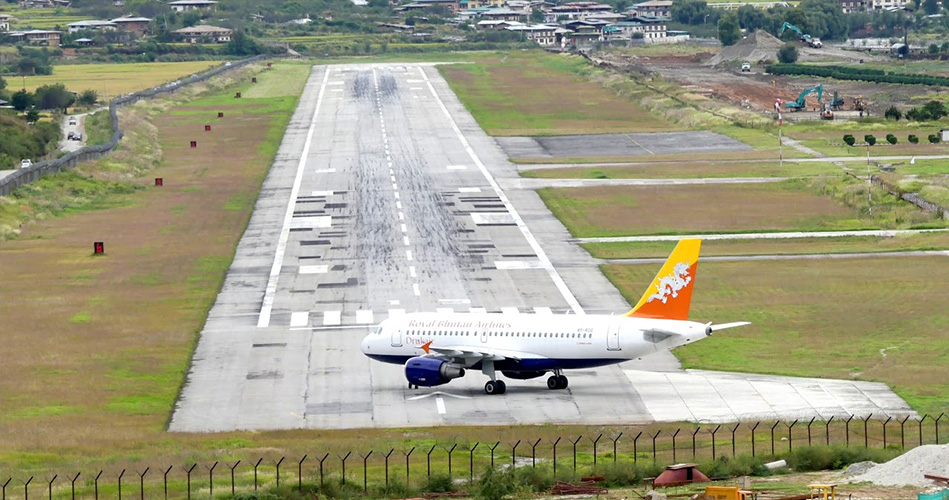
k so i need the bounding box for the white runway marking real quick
[403,236,411,246]
[470,213,514,225]
[398,212,404,221]
[412,283,421,296]
[299,265,329,274]
[291,216,332,229]
[401,224,407,233]
[392,183,398,190]
[439,298,471,304]
[458,187,482,193]
[394,192,400,199]
[406,250,413,261]
[447,165,467,170]
[310,190,334,196]
[436,307,454,315]
[322,310,341,326]
[469,307,487,314]
[409,266,417,278]
[436,397,446,415]
[495,260,543,270]
[328,81,344,85]
[419,67,585,315]
[534,306,553,315]
[396,201,402,209]
[355,310,374,324]
[313,168,336,173]
[258,67,331,328]
[501,307,520,315]
[290,312,309,327]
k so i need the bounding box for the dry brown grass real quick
[538,182,858,238]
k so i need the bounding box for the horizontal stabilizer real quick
[708,322,751,333]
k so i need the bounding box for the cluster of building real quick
[390,0,682,48]
[0,0,231,47]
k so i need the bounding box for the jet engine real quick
[405,357,465,387]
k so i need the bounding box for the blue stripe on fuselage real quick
[365,354,622,371]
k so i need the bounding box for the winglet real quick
[624,239,701,321]
[421,341,432,354]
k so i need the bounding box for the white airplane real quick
[360,239,749,394]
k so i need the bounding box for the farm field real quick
[439,51,680,136]
[520,161,838,179]
[19,61,223,98]
[2,8,93,29]
[603,256,949,413]
[583,231,949,259]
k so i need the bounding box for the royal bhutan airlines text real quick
[406,319,512,330]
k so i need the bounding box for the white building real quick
[167,0,218,12]
[67,20,117,33]
[0,14,11,32]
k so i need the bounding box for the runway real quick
[169,64,917,432]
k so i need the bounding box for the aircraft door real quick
[391,327,402,347]
[607,320,621,351]
[480,328,487,343]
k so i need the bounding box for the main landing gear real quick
[546,370,568,390]
[484,380,507,394]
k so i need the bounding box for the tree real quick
[34,83,75,112]
[718,11,741,46]
[929,43,941,54]
[77,89,98,106]
[778,43,799,63]
[671,0,709,24]
[11,89,33,112]
[923,0,940,15]
[225,30,262,56]
[921,100,947,120]
[884,106,902,120]
[25,108,40,123]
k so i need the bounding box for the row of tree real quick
[5,83,98,113]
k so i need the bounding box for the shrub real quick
[929,134,941,143]
[476,468,514,500]
[886,134,897,144]
[865,134,876,145]
[843,134,855,146]
[908,134,919,143]
[884,106,901,120]
[778,43,798,64]
[425,474,455,493]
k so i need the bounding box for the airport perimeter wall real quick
[3,414,946,500]
[0,55,269,198]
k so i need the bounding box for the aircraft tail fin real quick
[623,239,701,321]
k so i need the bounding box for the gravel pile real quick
[844,461,878,477]
[705,30,783,66]
[849,445,949,486]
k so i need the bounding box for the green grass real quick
[20,61,223,98]
[82,111,113,146]
[521,161,838,179]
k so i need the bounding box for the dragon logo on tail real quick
[647,262,692,304]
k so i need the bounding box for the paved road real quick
[577,228,949,244]
[604,250,949,265]
[169,64,918,432]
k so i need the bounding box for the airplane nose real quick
[360,335,371,354]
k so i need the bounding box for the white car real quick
[68,117,77,125]
[741,62,751,72]
[20,159,32,169]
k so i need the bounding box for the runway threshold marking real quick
[624,134,655,156]
[417,66,585,315]
[258,66,332,328]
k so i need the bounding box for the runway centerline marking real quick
[436,397,446,415]
[417,66,584,314]
[258,66,331,328]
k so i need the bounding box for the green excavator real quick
[785,83,823,111]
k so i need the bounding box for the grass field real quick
[439,51,679,136]
[520,161,838,179]
[3,8,94,29]
[18,61,223,98]
[603,256,949,413]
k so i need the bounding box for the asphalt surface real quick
[169,64,918,432]
[578,229,949,243]
[496,131,752,159]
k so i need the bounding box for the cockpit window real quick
[372,327,382,335]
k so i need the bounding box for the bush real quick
[843,134,855,146]
[778,43,798,64]
[908,134,919,143]
[865,134,876,145]
[929,134,941,143]
[884,106,901,120]
[786,445,900,471]
[886,133,897,144]
[425,474,455,493]
[476,468,514,500]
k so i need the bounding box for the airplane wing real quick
[427,345,544,366]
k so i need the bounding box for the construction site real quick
[599,30,939,122]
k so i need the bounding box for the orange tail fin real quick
[623,239,701,321]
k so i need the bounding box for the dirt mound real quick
[705,30,783,66]
[848,444,949,486]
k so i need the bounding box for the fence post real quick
[750,422,759,457]
[275,457,285,488]
[530,439,542,468]
[47,475,57,500]
[899,416,910,449]
[936,413,945,444]
[882,417,892,448]
[590,434,602,467]
[2,478,10,500]
[318,454,330,488]
[445,444,456,476]
[770,421,780,455]
[338,453,350,486]
[185,465,196,500]
[207,462,217,498]
[825,417,834,446]
[691,428,701,459]
[384,449,394,488]
[138,469,148,500]
[672,429,680,463]
[633,431,642,463]
[918,415,928,447]
[806,417,815,447]
[298,455,307,491]
[229,461,240,495]
[709,426,720,460]
[469,444,479,481]
[651,430,662,462]
[94,471,102,500]
[403,448,414,485]
[24,477,33,500]
[361,451,373,492]
[863,414,874,448]
[490,442,499,469]
[787,420,798,452]
[511,440,521,467]
[426,445,435,478]
[253,458,263,491]
[552,438,561,476]
[730,424,739,457]
[571,436,582,473]
[70,473,80,500]
[846,415,855,447]
[118,470,125,500]
[611,433,623,464]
